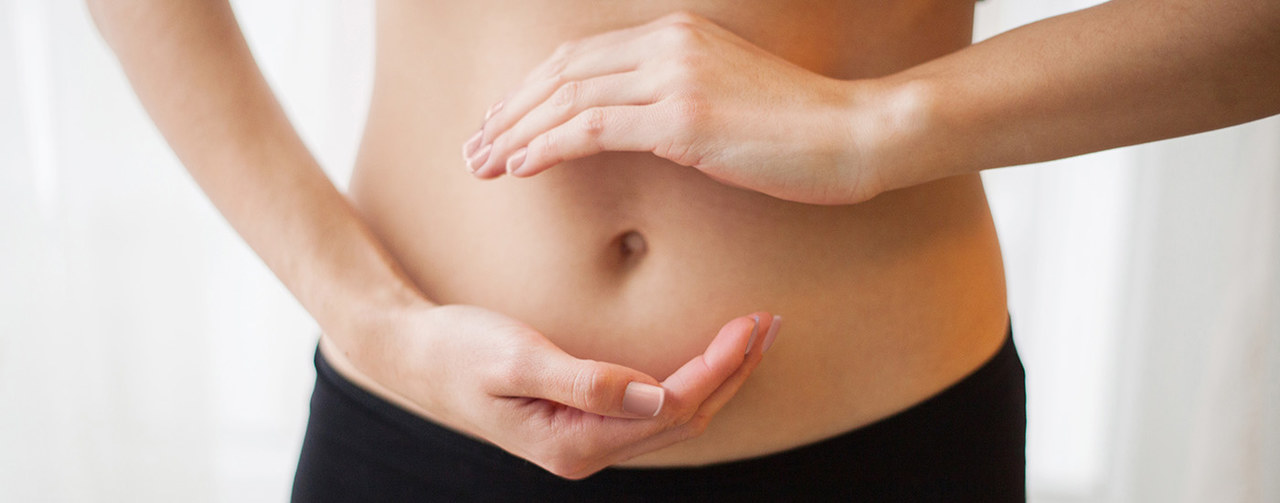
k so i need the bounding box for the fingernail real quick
[506,147,528,176]
[467,143,492,173]
[484,100,505,120]
[622,382,665,417]
[462,130,483,158]
[744,315,761,355]
[762,315,782,353]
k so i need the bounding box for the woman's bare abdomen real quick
[334,0,1009,466]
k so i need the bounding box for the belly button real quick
[619,230,648,259]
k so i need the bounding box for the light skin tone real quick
[86,1,780,478]
[469,6,1280,205]
[89,0,1278,479]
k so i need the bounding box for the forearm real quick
[89,1,429,353]
[863,0,1280,192]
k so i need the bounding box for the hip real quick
[295,320,1025,501]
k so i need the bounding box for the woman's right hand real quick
[348,303,779,479]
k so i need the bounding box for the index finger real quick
[527,313,773,478]
[555,313,766,442]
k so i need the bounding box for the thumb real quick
[509,343,667,419]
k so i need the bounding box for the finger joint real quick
[578,108,607,149]
[663,22,702,48]
[570,363,607,412]
[662,10,703,26]
[553,81,580,111]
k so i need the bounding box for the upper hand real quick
[461,11,883,205]
[354,303,781,479]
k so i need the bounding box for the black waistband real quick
[304,323,1024,500]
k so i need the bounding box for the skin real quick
[87,0,1279,480]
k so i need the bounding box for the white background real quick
[1,0,1277,501]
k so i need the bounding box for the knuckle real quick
[662,22,702,47]
[489,343,529,387]
[570,363,608,411]
[578,108,607,138]
[538,130,559,159]
[662,10,702,26]
[543,56,570,84]
[503,328,543,371]
[552,39,578,60]
[547,63,568,85]
[552,80,580,110]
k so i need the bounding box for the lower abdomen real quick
[347,138,1009,464]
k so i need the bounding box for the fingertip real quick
[661,314,768,399]
[744,315,761,355]
[762,315,782,353]
[462,130,483,162]
[622,381,665,417]
[484,99,505,121]
[469,145,496,177]
[705,314,758,364]
[515,146,560,179]
[507,147,529,176]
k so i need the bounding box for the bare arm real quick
[88,1,777,478]
[86,0,424,360]
[470,3,1279,204]
[869,0,1280,193]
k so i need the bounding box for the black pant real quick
[292,326,1026,502]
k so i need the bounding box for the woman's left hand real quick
[462,11,883,205]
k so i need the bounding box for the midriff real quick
[325,0,1010,466]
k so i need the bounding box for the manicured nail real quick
[506,147,528,175]
[467,143,492,173]
[744,315,761,355]
[762,315,782,353]
[622,382,665,417]
[484,100,504,120]
[462,130,483,158]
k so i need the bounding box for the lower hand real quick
[462,11,884,205]
[353,303,781,479]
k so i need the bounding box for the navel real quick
[618,229,648,262]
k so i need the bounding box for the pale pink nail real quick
[762,315,782,353]
[622,382,664,417]
[744,315,761,355]
[506,147,528,176]
[467,144,492,173]
[484,100,505,120]
[462,130,483,158]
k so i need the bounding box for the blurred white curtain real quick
[0,0,1276,502]
[976,0,1280,501]
[0,1,370,501]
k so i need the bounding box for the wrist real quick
[320,284,436,374]
[839,75,953,199]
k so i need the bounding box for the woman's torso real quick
[326,0,1010,466]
